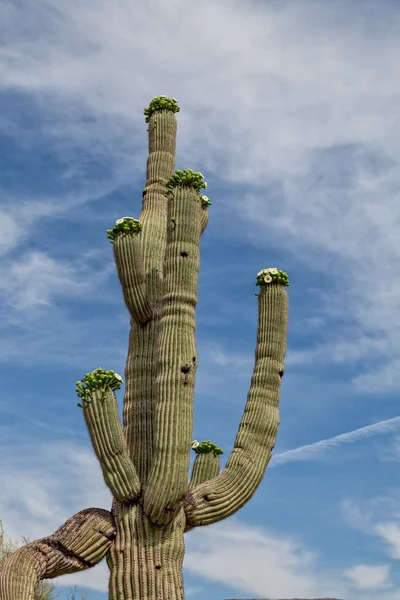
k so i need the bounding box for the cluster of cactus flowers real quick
[143,95,180,123]
[106,217,142,244]
[0,95,289,600]
[76,368,124,406]
[191,440,224,456]
[256,268,290,287]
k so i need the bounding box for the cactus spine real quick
[0,96,289,600]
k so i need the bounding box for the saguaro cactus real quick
[0,96,289,600]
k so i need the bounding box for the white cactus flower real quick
[204,182,207,189]
[269,268,279,274]
[192,440,200,449]
[264,275,273,283]
[114,374,123,382]
[116,218,125,224]
[257,269,267,277]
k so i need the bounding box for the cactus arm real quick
[0,508,115,599]
[122,98,178,485]
[143,171,205,525]
[189,440,223,488]
[109,219,153,325]
[184,441,222,533]
[189,449,222,489]
[77,368,141,502]
[201,208,209,234]
[183,276,289,527]
[200,195,211,234]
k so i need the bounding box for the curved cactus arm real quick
[183,275,289,527]
[108,218,153,325]
[76,368,141,503]
[0,508,115,599]
[143,171,205,525]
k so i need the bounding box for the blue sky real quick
[1,0,400,598]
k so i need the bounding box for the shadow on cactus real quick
[0,95,289,600]
[0,520,87,600]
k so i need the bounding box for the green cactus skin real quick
[142,180,203,525]
[0,97,289,600]
[80,385,141,503]
[185,448,222,533]
[189,452,222,489]
[0,508,115,599]
[184,283,288,527]
[122,106,179,489]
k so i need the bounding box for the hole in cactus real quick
[180,251,188,258]
[204,495,210,502]
[156,565,161,570]
[279,370,284,379]
[192,356,196,363]
[181,364,191,386]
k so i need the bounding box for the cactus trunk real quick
[107,501,185,600]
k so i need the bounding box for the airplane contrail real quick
[270,415,400,467]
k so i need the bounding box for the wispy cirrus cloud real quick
[2,2,400,599]
[1,0,400,392]
[271,416,400,466]
[342,494,400,566]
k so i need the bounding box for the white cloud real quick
[344,564,392,590]
[0,437,113,591]
[184,518,347,600]
[0,0,398,180]
[286,335,390,367]
[185,587,203,597]
[202,342,254,370]
[375,523,400,561]
[0,432,343,597]
[0,413,398,600]
[341,496,400,566]
[0,210,23,254]
[2,4,400,600]
[271,416,400,467]
[0,242,123,367]
[0,251,93,311]
[353,360,400,395]
[0,0,400,389]
[0,418,391,600]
